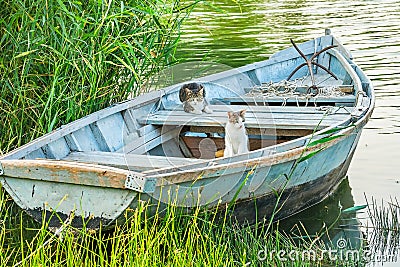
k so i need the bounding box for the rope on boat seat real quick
[246,78,346,108]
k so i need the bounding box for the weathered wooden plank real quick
[64,151,204,171]
[121,109,144,149]
[116,125,181,154]
[188,126,313,137]
[245,69,260,86]
[23,149,46,160]
[269,41,320,62]
[211,95,356,105]
[45,138,71,159]
[116,127,163,153]
[0,159,151,192]
[243,84,353,95]
[129,127,182,154]
[157,138,185,157]
[150,109,351,122]
[317,35,334,74]
[137,125,158,137]
[138,114,350,130]
[181,136,220,159]
[178,137,195,158]
[208,76,246,95]
[90,113,127,152]
[122,109,139,135]
[165,104,355,115]
[255,56,310,83]
[351,95,370,118]
[66,126,102,152]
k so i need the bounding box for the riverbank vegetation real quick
[2,185,396,266]
[0,187,347,266]
[0,0,194,154]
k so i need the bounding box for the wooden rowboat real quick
[0,31,374,230]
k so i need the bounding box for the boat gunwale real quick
[0,159,133,189]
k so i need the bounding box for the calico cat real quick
[179,83,213,115]
[224,110,249,157]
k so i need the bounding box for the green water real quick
[176,0,400,265]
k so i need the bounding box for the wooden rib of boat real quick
[0,31,374,230]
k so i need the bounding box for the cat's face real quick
[184,87,204,103]
[227,110,246,129]
[179,82,206,104]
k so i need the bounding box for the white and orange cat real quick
[224,110,249,157]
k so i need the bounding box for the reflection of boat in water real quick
[277,177,364,249]
[0,31,374,230]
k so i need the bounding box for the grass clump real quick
[0,188,328,267]
[0,0,195,154]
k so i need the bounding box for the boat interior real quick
[61,71,359,174]
[12,37,369,174]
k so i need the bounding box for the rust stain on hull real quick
[0,159,131,189]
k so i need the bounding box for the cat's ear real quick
[227,111,233,118]
[185,87,191,95]
[179,85,187,102]
[199,84,206,97]
[239,109,246,121]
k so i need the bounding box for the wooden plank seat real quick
[211,95,356,107]
[64,151,204,172]
[138,105,353,132]
[164,104,355,115]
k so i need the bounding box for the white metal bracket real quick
[125,173,156,193]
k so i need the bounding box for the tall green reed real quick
[0,0,195,154]
[366,196,400,258]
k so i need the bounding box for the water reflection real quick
[274,177,400,266]
[277,177,363,249]
[177,0,400,264]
